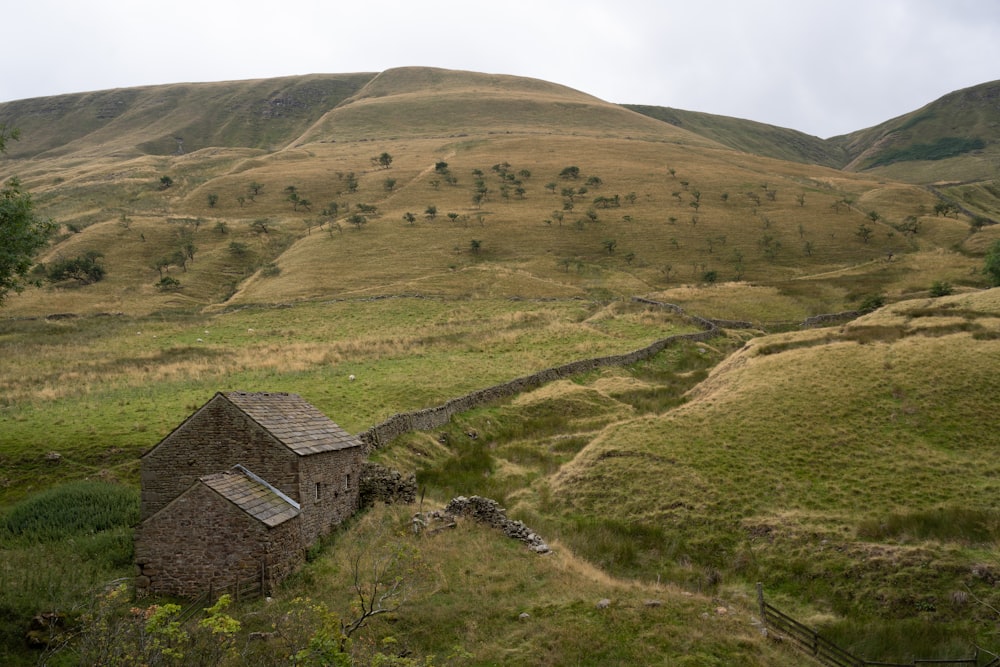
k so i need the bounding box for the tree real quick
[46,251,105,284]
[159,175,174,190]
[424,205,437,221]
[348,213,367,230]
[602,239,617,254]
[1,176,55,304]
[321,202,340,221]
[856,223,874,244]
[402,212,416,225]
[375,152,393,169]
[984,239,1000,286]
[344,172,359,193]
[0,123,20,152]
[930,280,953,297]
[559,166,580,179]
[470,239,481,255]
[207,193,218,208]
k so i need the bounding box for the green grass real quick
[867,136,986,168]
[0,481,137,665]
[5,69,1000,665]
[0,480,138,543]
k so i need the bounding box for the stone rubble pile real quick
[442,495,551,554]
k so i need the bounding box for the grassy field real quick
[3,67,1000,665]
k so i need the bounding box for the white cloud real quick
[2,0,998,137]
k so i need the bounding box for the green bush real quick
[45,251,105,284]
[929,280,953,297]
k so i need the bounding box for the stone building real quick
[134,391,363,598]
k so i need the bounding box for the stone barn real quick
[134,391,363,598]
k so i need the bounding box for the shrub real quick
[156,276,182,291]
[858,293,886,313]
[46,251,105,284]
[929,280,953,297]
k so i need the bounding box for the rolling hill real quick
[2,67,1000,665]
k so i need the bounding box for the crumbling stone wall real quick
[801,311,860,328]
[439,495,550,553]
[359,461,417,507]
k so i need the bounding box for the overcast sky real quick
[2,0,998,138]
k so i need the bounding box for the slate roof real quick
[201,466,300,527]
[222,391,361,455]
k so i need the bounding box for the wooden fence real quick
[756,584,997,667]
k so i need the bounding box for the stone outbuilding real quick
[134,391,364,598]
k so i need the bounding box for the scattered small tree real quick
[344,172,359,194]
[348,213,367,231]
[375,152,393,169]
[856,223,874,244]
[207,193,218,208]
[559,166,580,179]
[984,239,1000,286]
[158,175,174,190]
[929,280,953,297]
[46,251,105,284]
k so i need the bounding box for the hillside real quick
[625,104,849,168]
[1,67,995,319]
[629,80,1000,224]
[2,67,1000,665]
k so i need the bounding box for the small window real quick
[315,482,322,501]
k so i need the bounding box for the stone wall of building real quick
[140,398,300,520]
[297,447,364,544]
[134,481,304,598]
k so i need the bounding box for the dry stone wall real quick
[358,298,718,452]
[359,461,418,506]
